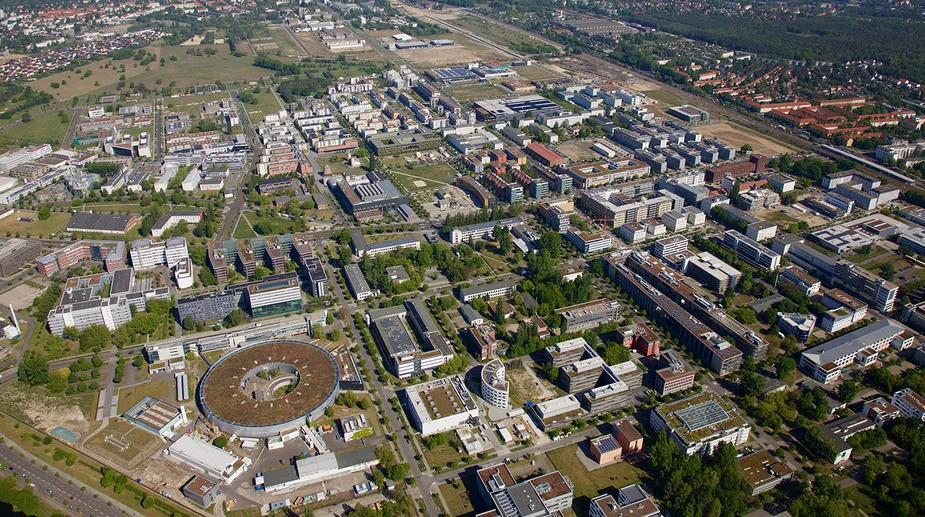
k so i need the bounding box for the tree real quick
[223,309,243,328]
[879,262,895,281]
[37,206,51,220]
[836,380,861,403]
[338,246,353,266]
[47,367,70,393]
[775,356,796,382]
[538,231,561,258]
[78,324,110,352]
[190,245,208,266]
[62,326,80,341]
[213,436,228,448]
[183,316,197,331]
[18,352,49,386]
[326,312,335,325]
[603,343,630,365]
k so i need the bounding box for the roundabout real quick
[197,340,340,438]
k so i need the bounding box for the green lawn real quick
[423,438,472,472]
[124,45,271,91]
[0,112,69,153]
[439,481,475,517]
[0,210,70,237]
[270,28,307,57]
[116,380,173,413]
[761,211,799,226]
[547,444,644,514]
[447,84,507,101]
[243,91,283,121]
[846,245,890,264]
[641,88,683,108]
[233,213,258,239]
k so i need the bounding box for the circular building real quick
[480,359,510,408]
[197,340,339,438]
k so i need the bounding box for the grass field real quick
[547,444,644,515]
[846,245,891,263]
[451,15,556,55]
[129,45,270,91]
[233,213,258,239]
[270,28,307,58]
[242,91,283,121]
[439,481,475,517]
[0,210,70,237]
[513,65,562,82]
[0,112,70,153]
[447,83,507,101]
[117,380,173,414]
[387,162,456,191]
[294,32,334,57]
[423,437,472,471]
[163,91,230,110]
[697,120,801,156]
[29,53,161,99]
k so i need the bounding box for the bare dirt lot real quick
[512,65,563,82]
[295,32,335,57]
[698,120,801,156]
[397,33,508,68]
[555,141,600,163]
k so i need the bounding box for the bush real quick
[213,436,228,448]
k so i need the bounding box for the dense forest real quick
[622,12,925,83]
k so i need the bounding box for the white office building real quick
[129,237,190,269]
[165,435,250,484]
[480,359,510,408]
[800,319,907,383]
[405,375,479,436]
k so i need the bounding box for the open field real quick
[0,210,70,236]
[270,27,308,58]
[697,120,801,156]
[512,65,563,82]
[28,51,161,99]
[556,141,600,163]
[547,444,645,515]
[386,161,456,191]
[129,45,271,91]
[0,112,70,153]
[117,381,173,414]
[163,91,229,110]
[447,83,507,101]
[233,213,258,239]
[84,418,163,468]
[398,45,505,68]
[294,32,334,57]
[242,91,283,121]
[846,245,891,263]
[439,481,475,517]
[448,14,556,56]
[640,88,684,116]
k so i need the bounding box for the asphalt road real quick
[0,435,139,517]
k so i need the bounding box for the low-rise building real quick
[737,450,793,496]
[404,375,478,436]
[555,299,620,332]
[589,485,660,517]
[649,392,750,456]
[864,397,900,427]
[181,476,221,508]
[778,313,817,343]
[892,388,925,421]
[799,318,906,383]
[165,435,249,484]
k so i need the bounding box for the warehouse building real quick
[66,212,142,235]
[165,435,250,484]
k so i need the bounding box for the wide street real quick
[0,434,140,517]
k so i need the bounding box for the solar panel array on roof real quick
[595,436,620,453]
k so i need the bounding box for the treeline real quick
[400,20,449,37]
[254,54,302,75]
[441,205,522,232]
[624,12,925,84]
[648,433,754,516]
[0,86,53,120]
[766,155,853,185]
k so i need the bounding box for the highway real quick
[0,434,139,517]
